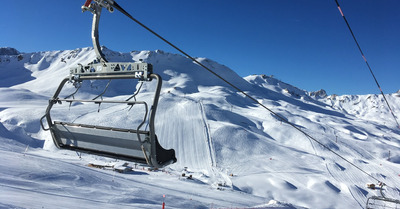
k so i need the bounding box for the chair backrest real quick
[52,121,150,163]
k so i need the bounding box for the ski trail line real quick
[198,100,216,167]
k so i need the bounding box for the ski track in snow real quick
[157,94,214,172]
[0,148,266,209]
[199,99,217,168]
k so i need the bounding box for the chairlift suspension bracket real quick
[69,61,153,82]
[82,0,113,63]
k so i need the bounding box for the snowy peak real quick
[1,47,255,100]
[244,73,400,126]
[322,92,400,123]
[103,48,253,93]
[244,74,311,99]
[3,47,398,121]
[309,89,327,99]
[0,47,20,55]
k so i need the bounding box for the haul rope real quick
[107,0,386,185]
[335,0,400,129]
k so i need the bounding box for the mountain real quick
[0,47,20,56]
[1,47,399,208]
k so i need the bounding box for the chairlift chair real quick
[366,196,400,209]
[40,0,176,168]
[366,183,400,209]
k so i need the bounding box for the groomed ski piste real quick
[1,47,399,208]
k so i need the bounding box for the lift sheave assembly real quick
[41,0,176,168]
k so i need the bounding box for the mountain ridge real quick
[1,47,399,208]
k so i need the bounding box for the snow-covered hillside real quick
[1,47,399,209]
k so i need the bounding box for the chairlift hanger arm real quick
[81,0,172,62]
[82,0,115,63]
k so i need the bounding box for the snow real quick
[1,47,400,208]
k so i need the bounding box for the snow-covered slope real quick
[1,47,399,209]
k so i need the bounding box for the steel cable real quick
[110,0,385,185]
[335,0,400,129]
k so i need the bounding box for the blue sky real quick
[2,0,399,95]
